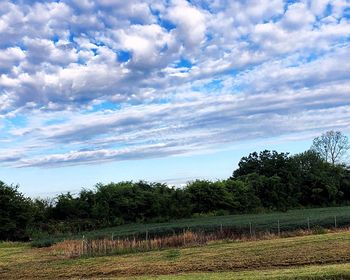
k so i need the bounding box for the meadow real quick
[1,230,350,279]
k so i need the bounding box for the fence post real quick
[307,217,310,231]
[111,233,114,241]
[183,228,186,246]
[80,236,83,257]
[334,216,337,229]
[249,222,252,238]
[82,235,85,256]
[277,220,280,236]
[220,224,223,233]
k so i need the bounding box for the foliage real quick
[30,237,56,248]
[0,182,33,241]
[1,145,350,241]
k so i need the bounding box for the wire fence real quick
[34,207,350,249]
[102,214,350,241]
[52,214,350,258]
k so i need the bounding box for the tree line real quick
[1,131,350,241]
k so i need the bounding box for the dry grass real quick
[52,231,215,257]
[1,230,350,279]
[51,227,350,258]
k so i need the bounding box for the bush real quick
[31,237,57,248]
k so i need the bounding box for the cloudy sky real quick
[0,0,350,196]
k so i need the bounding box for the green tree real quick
[232,150,292,178]
[0,181,33,241]
[185,180,234,213]
[232,150,299,210]
[224,179,261,212]
[291,150,348,206]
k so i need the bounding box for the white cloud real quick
[281,2,315,31]
[0,47,25,70]
[310,0,331,16]
[0,0,349,168]
[166,0,207,48]
[116,23,175,69]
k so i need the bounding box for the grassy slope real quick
[122,264,350,280]
[46,206,350,241]
[1,231,350,279]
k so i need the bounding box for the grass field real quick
[40,206,350,242]
[1,230,350,279]
[122,264,350,280]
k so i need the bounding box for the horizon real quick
[0,135,332,197]
[1,0,350,197]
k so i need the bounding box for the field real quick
[39,206,350,242]
[1,230,350,279]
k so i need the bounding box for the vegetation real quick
[32,206,350,246]
[0,231,349,279]
[0,131,349,241]
[121,264,350,280]
[1,154,350,241]
[0,182,33,241]
[51,227,349,258]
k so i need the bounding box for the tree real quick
[185,180,234,213]
[311,130,350,165]
[224,179,261,212]
[0,181,33,241]
[291,150,343,206]
[232,150,291,179]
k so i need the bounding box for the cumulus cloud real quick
[281,2,315,31]
[166,0,207,48]
[0,0,350,167]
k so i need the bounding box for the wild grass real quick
[1,231,350,279]
[51,226,350,258]
[52,230,210,258]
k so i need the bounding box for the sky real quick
[0,0,350,197]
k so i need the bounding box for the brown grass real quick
[51,226,350,258]
[1,230,350,279]
[52,231,212,258]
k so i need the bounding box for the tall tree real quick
[311,130,349,165]
[232,150,292,179]
[0,181,33,240]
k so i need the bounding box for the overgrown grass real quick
[52,230,208,257]
[2,230,350,279]
[32,205,350,247]
[52,227,349,258]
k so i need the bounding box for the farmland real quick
[37,205,350,243]
[1,230,350,279]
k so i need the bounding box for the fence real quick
[103,213,349,240]
[52,214,350,258]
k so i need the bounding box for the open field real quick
[39,206,350,243]
[1,230,350,279]
[122,264,350,280]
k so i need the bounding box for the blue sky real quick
[0,0,350,197]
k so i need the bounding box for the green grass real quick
[1,230,350,279]
[39,206,350,243]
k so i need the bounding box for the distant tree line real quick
[1,131,350,241]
